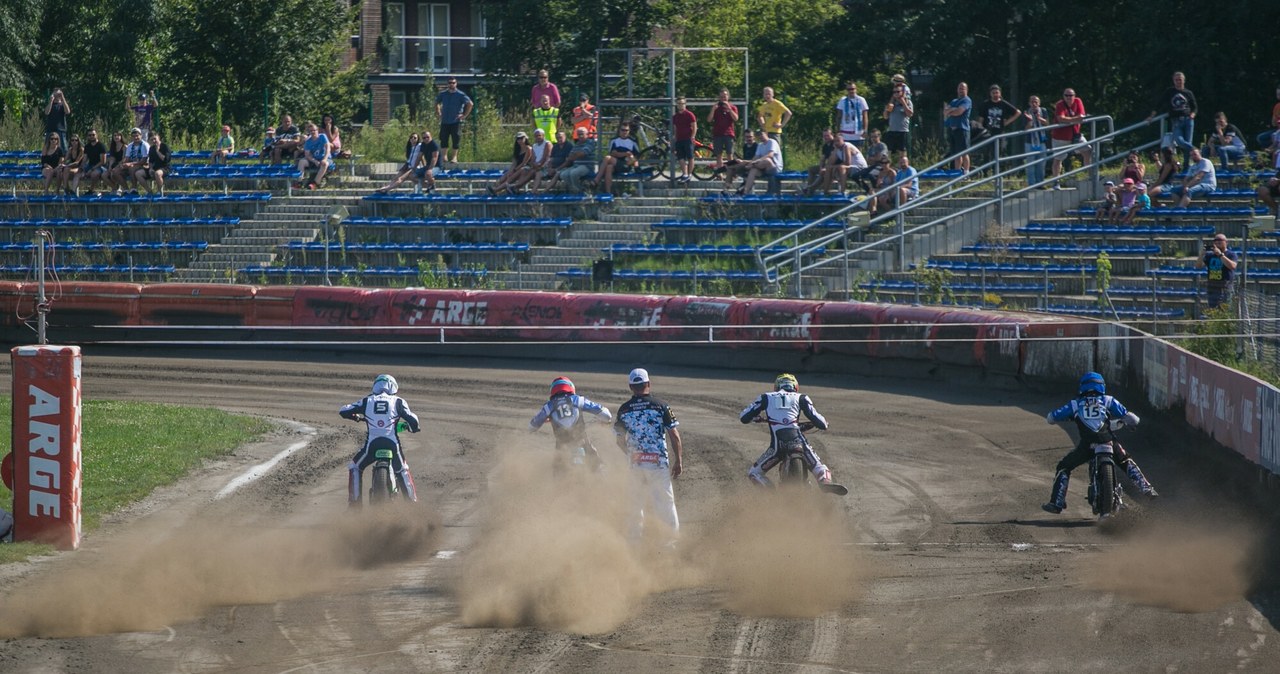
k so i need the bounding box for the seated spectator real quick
[57,134,85,196]
[1096,180,1118,223]
[1149,147,1215,207]
[1119,150,1145,185]
[135,131,171,195]
[854,129,889,192]
[81,129,110,195]
[534,130,572,192]
[1150,147,1180,196]
[321,114,348,159]
[295,121,333,189]
[1257,169,1279,218]
[118,128,151,194]
[800,129,837,195]
[739,129,782,195]
[1257,85,1280,151]
[1121,183,1150,225]
[820,137,865,195]
[212,125,235,165]
[557,127,597,193]
[487,131,534,195]
[374,133,424,194]
[597,124,640,195]
[892,154,920,204]
[868,161,898,216]
[271,115,303,163]
[507,128,553,193]
[1202,112,1246,170]
[1107,179,1134,224]
[261,127,276,160]
[40,133,64,194]
[721,129,759,190]
[414,131,440,194]
[105,131,126,193]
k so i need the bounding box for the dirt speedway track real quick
[0,350,1278,673]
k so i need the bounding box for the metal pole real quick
[324,216,332,286]
[895,190,905,271]
[36,231,47,345]
[995,141,1004,225]
[794,244,802,298]
[842,220,849,296]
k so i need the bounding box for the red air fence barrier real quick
[564,293,667,341]
[659,296,741,342]
[291,287,396,328]
[813,302,887,358]
[8,345,82,550]
[140,283,255,326]
[251,286,300,326]
[723,299,822,350]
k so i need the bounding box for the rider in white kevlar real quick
[339,374,421,505]
[741,373,835,487]
[529,376,613,471]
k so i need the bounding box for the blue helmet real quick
[1078,371,1105,395]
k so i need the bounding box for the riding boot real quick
[348,461,363,506]
[1124,460,1158,497]
[398,468,419,502]
[747,464,773,488]
[1042,470,1070,513]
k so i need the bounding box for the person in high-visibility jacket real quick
[533,94,560,140]
[572,93,598,139]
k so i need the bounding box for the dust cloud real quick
[0,503,439,638]
[1079,521,1261,612]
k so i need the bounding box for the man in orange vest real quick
[572,93,598,139]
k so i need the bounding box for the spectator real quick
[1147,71,1197,166]
[853,128,889,193]
[487,131,533,196]
[1121,183,1151,225]
[671,96,698,184]
[81,129,109,195]
[868,158,898,216]
[834,81,869,148]
[757,86,793,146]
[532,94,559,140]
[128,91,158,138]
[943,82,972,173]
[1119,150,1146,185]
[530,69,561,109]
[721,129,759,190]
[271,114,302,164]
[135,130,170,195]
[571,93,598,139]
[1097,180,1119,222]
[1256,85,1280,150]
[40,132,64,195]
[558,127,597,193]
[117,128,152,194]
[1050,88,1091,188]
[534,130,571,193]
[1150,146,1180,194]
[374,133,424,194]
[211,125,235,165]
[436,78,473,165]
[414,130,440,194]
[400,132,421,171]
[973,84,1021,155]
[1256,169,1279,217]
[1022,95,1050,188]
[892,154,920,205]
[708,88,739,171]
[295,121,333,190]
[799,129,838,195]
[739,128,782,195]
[261,127,276,160]
[883,77,914,159]
[820,135,865,196]
[507,127,551,193]
[1202,112,1246,169]
[1150,147,1215,207]
[57,134,84,196]
[1198,233,1238,311]
[1111,179,1139,224]
[105,131,126,193]
[321,114,348,159]
[598,124,640,195]
[43,89,71,153]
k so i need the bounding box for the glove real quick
[1108,419,1127,431]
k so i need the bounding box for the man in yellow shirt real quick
[533,94,560,140]
[756,87,793,146]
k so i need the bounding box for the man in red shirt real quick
[707,87,739,173]
[671,97,698,183]
[1050,88,1092,189]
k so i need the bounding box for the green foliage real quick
[1185,303,1238,364]
[911,266,955,305]
[1095,250,1112,303]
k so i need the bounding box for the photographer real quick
[883,76,913,160]
[1198,233,1238,311]
[707,88,740,172]
[44,89,71,153]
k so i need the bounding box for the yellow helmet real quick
[774,373,799,392]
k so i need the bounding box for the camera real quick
[1204,241,1214,250]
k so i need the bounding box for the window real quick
[385,3,406,73]
[416,3,450,73]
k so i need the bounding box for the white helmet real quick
[372,374,399,395]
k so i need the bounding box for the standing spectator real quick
[1121,183,1151,225]
[128,91,158,138]
[1256,85,1280,150]
[1150,147,1215,207]
[1022,95,1050,188]
[435,78,473,165]
[613,368,683,546]
[117,128,151,194]
[708,88,739,172]
[532,94,559,141]
[883,76,914,159]
[530,69,561,109]
[271,115,302,164]
[295,121,332,190]
[756,86,793,146]
[571,93,598,139]
[211,125,235,165]
[1147,72,1197,167]
[943,82,972,173]
[740,128,782,195]
[534,130,571,193]
[1202,112,1246,170]
[43,89,71,153]
[81,129,109,195]
[486,131,533,196]
[671,97,698,184]
[40,133,64,195]
[598,124,640,195]
[558,127,597,193]
[973,84,1021,155]
[833,82,869,148]
[1050,88,1090,189]
[1198,233,1238,311]
[1256,169,1279,218]
[57,134,85,196]
[1119,150,1146,185]
[321,114,347,159]
[136,131,171,195]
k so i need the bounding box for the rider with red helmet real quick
[529,376,613,471]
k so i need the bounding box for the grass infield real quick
[0,398,271,563]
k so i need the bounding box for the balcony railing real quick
[381,35,492,75]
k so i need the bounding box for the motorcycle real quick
[1086,419,1131,519]
[351,415,407,505]
[759,419,848,495]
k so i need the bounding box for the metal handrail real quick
[756,113,1170,293]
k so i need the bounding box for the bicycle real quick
[628,115,717,181]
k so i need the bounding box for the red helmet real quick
[549,376,575,398]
